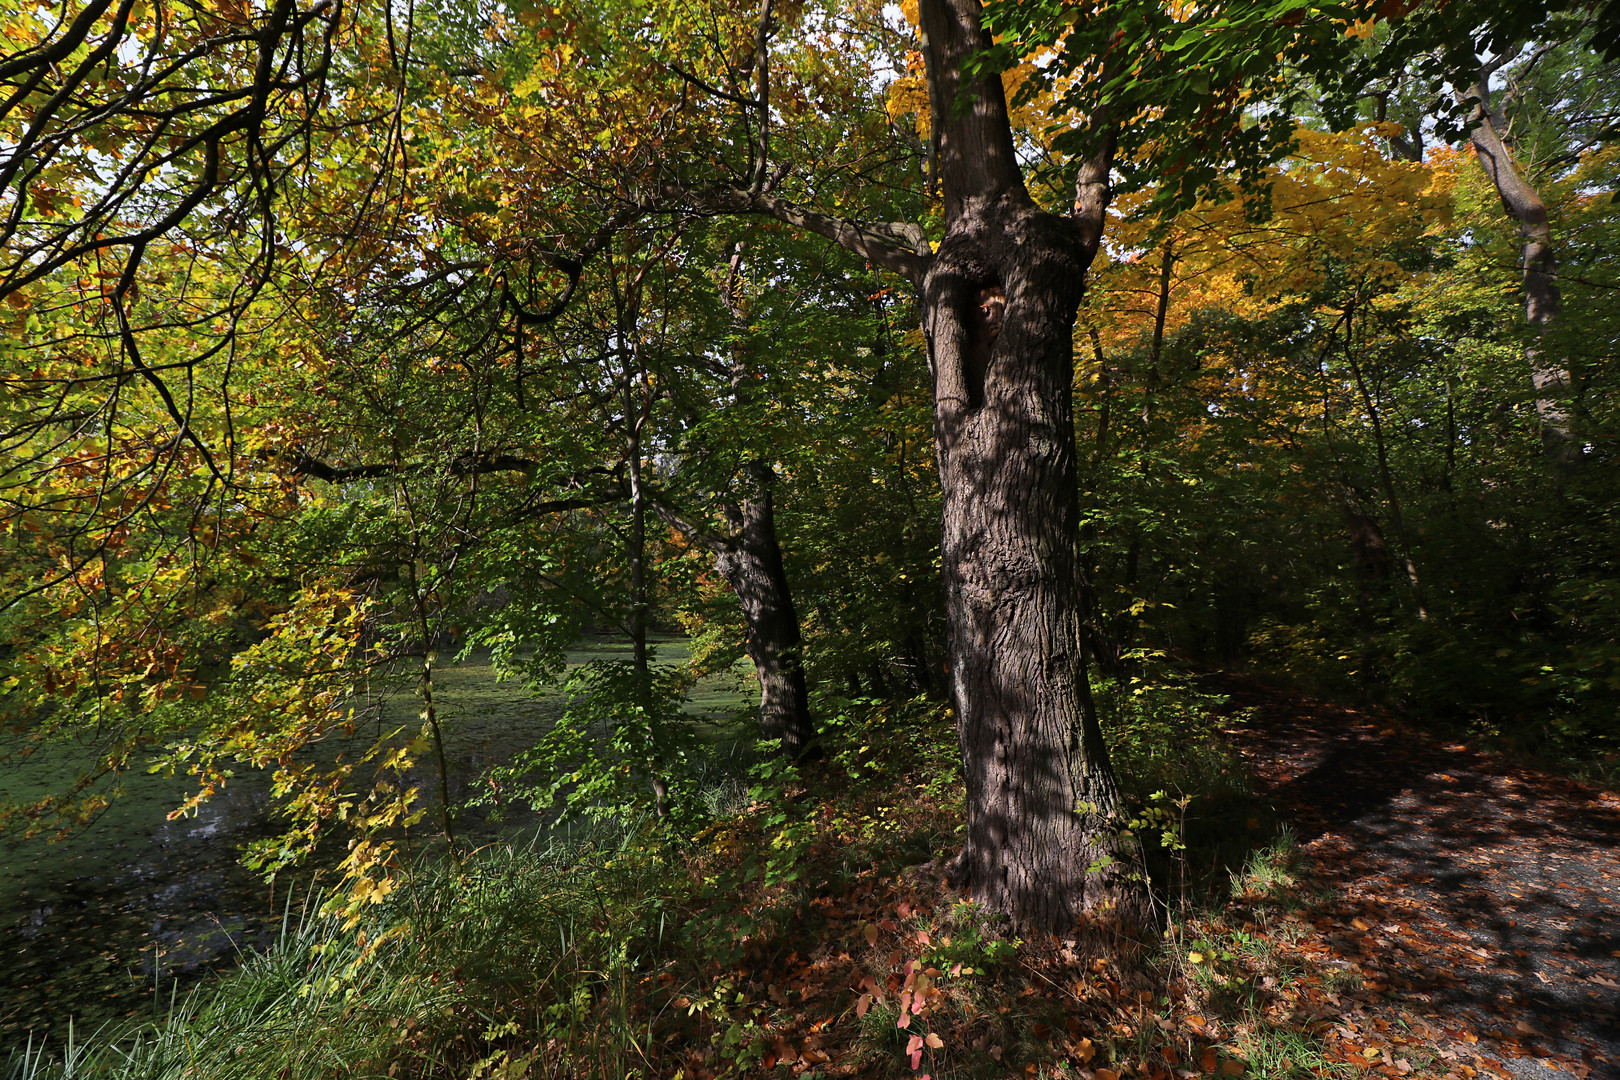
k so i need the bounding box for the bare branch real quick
[666,62,757,107]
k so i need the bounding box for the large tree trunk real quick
[714,462,815,756]
[919,0,1147,933]
[1463,74,1577,464]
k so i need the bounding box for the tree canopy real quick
[3,0,1617,935]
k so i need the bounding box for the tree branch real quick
[662,185,931,284]
[665,62,757,107]
[1072,115,1117,260]
[751,0,773,197]
[642,485,732,555]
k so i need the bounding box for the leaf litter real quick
[644,681,1617,1080]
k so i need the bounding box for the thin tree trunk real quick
[623,349,651,678]
[919,0,1146,933]
[1343,302,1427,619]
[1143,239,1175,425]
[1088,327,1111,466]
[1461,72,1577,463]
[403,558,457,854]
[625,447,650,678]
[1150,240,1175,371]
[625,452,669,815]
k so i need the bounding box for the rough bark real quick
[660,0,1149,931]
[715,463,814,756]
[649,466,814,757]
[919,0,1147,933]
[1462,75,1577,463]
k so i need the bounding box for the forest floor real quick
[13,680,1617,1080]
[1215,677,1620,1080]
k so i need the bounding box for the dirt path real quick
[1217,679,1620,1080]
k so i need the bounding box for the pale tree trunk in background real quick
[623,362,651,679]
[919,0,1148,933]
[1463,75,1578,464]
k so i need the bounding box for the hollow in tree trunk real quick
[918,0,1148,933]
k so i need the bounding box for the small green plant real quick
[1092,657,1248,805]
[919,901,1018,975]
[468,659,705,830]
[1232,827,1306,902]
[1229,1023,1355,1079]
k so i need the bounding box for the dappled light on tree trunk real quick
[3,0,1617,1073]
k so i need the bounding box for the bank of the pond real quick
[0,639,751,1041]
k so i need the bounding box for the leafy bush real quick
[4,833,674,1080]
[1092,658,1249,806]
[469,660,701,828]
[1092,659,1265,899]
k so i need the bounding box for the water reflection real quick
[0,640,749,1040]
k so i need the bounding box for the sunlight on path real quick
[1222,681,1620,1080]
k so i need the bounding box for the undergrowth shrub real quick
[4,831,675,1080]
[4,671,1323,1080]
[1092,660,1266,898]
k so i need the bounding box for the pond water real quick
[0,638,751,1042]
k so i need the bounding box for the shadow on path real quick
[1213,677,1620,1080]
